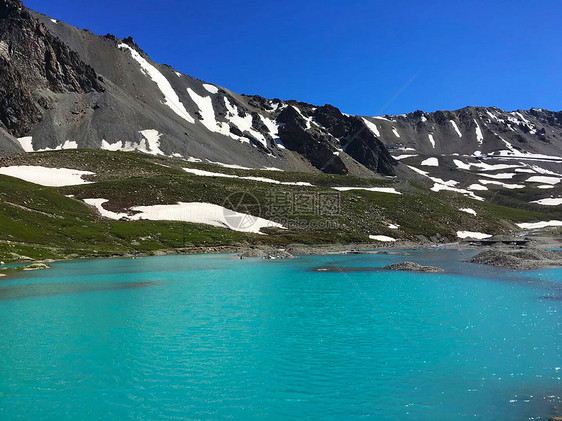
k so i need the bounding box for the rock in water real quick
[466,248,562,270]
[22,263,51,271]
[383,261,445,273]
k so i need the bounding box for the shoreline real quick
[1,234,560,274]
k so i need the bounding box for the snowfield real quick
[17,136,34,152]
[0,166,94,187]
[83,199,284,234]
[459,208,477,216]
[457,231,492,239]
[101,130,165,155]
[394,154,417,160]
[530,198,562,206]
[479,179,525,189]
[203,84,219,94]
[36,140,78,152]
[407,165,484,201]
[332,187,402,195]
[478,172,516,180]
[369,235,396,242]
[516,220,562,230]
[183,168,313,186]
[420,157,439,167]
[526,176,560,185]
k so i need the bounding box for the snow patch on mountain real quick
[421,157,439,167]
[83,199,284,234]
[101,140,123,151]
[36,140,78,152]
[138,130,164,155]
[118,43,195,124]
[224,98,267,147]
[531,198,562,206]
[527,176,560,185]
[457,231,492,239]
[450,120,462,137]
[183,168,312,186]
[0,166,94,186]
[203,84,219,94]
[474,120,483,144]
[362,118,380,137]
[260,115,285,149]
[332,187,402,195]
[516,220,562,230]
[479,179,524,189]
[369,235,396,242]
[428,133,435,148]
[17,136,33,152]
[187,88,231,137]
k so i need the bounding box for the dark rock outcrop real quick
[0,0,102,136]
[276,103,398,176]
[277,105,348,174]
[314,105,397,176]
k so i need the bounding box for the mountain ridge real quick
[0,0,560,181]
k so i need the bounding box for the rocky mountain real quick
[0,0,561,183]
[364,107,562,161]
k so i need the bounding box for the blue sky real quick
[26,0,562,116]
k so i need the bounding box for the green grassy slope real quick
[0,150,557,262]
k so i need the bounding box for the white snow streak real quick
[0,166,94,187]
[516,220,562,230]
[428,133,435,148]
[450,120,462,137]
[332,187,402,195]
[362,118,380,137]
[531,198,562,206]
[118,43,195,124]
[457,231,492,239]
[369,235,396,242]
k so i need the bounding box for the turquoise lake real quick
[0,250,560,420]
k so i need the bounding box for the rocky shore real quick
[239,248,295,260]
[467,248,562,270]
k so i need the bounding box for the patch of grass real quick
[0,149,558,262]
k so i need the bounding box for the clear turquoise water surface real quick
[0,251,560,420]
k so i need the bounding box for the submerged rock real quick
[22,263,50,271]
[383,262,445,273]
[239,248,294,260]
[467,248,562,270]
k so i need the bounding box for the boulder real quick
[383,261,444,273]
